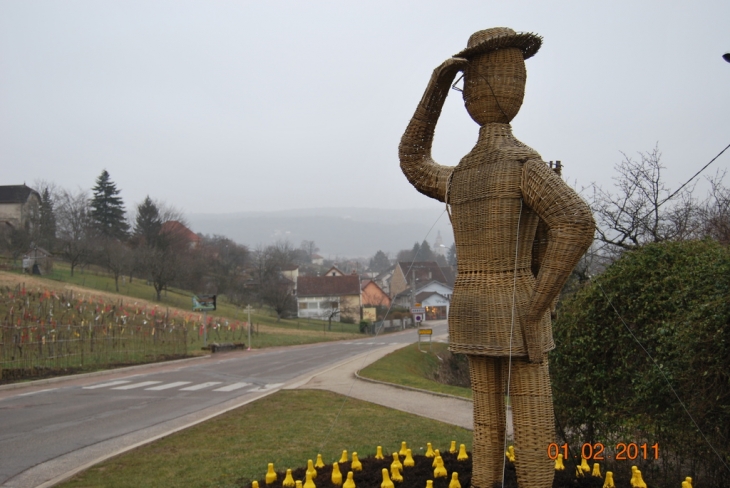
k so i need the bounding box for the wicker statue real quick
[399,28,595,488]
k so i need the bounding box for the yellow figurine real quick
[375,446,385,460]
[331,462,343,486]
[391,453,403,472]
[340,450,349,464]
[296,482,302,488]
[433,456,447,478]
[381,468,395,488]
[575,465,584,478]
[391,464,403,483]
[403,449,415,467]
[265,463,277,485]
[283,469,295,487]
[315,454,325,469]
[351,452,362,472]
[630,466,647,488]
[307,459,317,479]
[685,477,693,488]
[603,471,615,488]
[399,441,408,457]
[457,444,469,461]
[253,482,260,488]
[432,450,441,467]
[343,472,356,488]
[449,441,457,454]
[303,471,316,488]
[554,453,565,471]
[426,481,433,488]
[580,456,590,473]
[425,443,435,458]
[505,445,516,463]
[448,472,461,488]
[682,482,690,488]
[592,463,602,478]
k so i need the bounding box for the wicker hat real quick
[454,27,542,60]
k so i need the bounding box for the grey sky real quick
[2,1,729,219]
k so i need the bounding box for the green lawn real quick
[358,343,472,399]
[59,389,472,488]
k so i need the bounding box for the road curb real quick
[353,370,473,403]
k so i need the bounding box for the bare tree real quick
[698,171,730,244]
[56,189,94,276]
[590,145,697,256]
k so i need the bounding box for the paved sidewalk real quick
[292,339,475,430]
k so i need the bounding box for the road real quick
[0,322,447,488]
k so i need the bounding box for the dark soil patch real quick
[250,452,643,488]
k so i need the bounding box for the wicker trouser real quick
[468,355,555,488]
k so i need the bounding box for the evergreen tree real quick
[447,242,457,267]
[133,196,162,246]
[369,250,391,273]
[418,239,436,261]
[38,188,56,251]
[90,170,129,240]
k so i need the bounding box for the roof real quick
[416,291,450,303]
[0,185,40,204]
[297,275,361,297]
[160,221,201,243]
[397,261,449,285]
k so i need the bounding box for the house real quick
[323,266,345,277]
[22,246,53,275]
[280,265,299,294]
[160,221,201,249]
[311,254,324,266]
[297,273,361,322]
[389,261,452,297]
[0,184,40,231]
[393,279,454,308]
[361,279,391,308]
[415,291,450,320]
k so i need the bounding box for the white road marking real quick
[17,388,58,396]
[83,380,132,389]
[213,382,251,392]
[112,381,163,390]
[145,382,192,391]
[180,382,222,391]
[257,383,283,391]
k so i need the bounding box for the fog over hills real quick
[186,207,455,259]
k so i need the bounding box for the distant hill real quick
[186,207,455,258]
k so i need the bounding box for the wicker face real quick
[462,47,526,125]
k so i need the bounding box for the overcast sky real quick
[2,1,729,220]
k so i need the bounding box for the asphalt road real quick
[0,322,447,488]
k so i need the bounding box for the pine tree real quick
[90,170,129,240]
[133,196,162,247]
[38,188,56,251]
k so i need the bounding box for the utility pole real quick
[245,304,254,351]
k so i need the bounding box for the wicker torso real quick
[447,123,553,357]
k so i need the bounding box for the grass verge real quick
[358,343,472,399]
[59,389,472,488]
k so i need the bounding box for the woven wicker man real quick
[399,28,595,488]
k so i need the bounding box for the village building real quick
[360,279,391,308]
[0,184,40,231]
[297,273,361,322]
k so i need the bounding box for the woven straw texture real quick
[469,356,555,487]
[398,28,595,488]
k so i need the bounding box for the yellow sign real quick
[362,307,376,322]
[418,329,433,335]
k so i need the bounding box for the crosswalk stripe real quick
[213,382,251,392]
[83,380,132,389]
[113,381,163,390]
[180,382,222,391]
[145,381,192,391]
[257,383,283,392]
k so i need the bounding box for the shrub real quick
[551,240,730,487]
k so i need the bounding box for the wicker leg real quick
[510,356,555,488]
[468,355,507,488]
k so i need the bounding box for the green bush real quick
[551,240,730,487]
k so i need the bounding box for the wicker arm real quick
[521,159,595,362]
[398,58,467,202]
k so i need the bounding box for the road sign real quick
[410,306,425,314]
[413,313,424,323]
[418,328,432,335]
[193,295,216,311]
[418,327,432,351]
